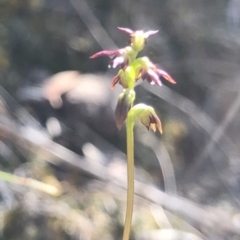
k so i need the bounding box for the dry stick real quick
[0,170,59,196]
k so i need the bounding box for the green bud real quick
[115,89,136,129]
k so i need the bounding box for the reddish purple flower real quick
[134,57,176,86]
[90,47,136,69]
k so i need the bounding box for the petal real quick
[140,112,162,133]
[90,50,119,58]
[147,69,162,86]
[143,30,159,38]
[149,114,162,134]
[136,68,145,81]
[118,27,134,35]
[157,69,176,84]
[109,56,125,68]
[140,114,150,129]
[149,123,156,132]
[111,75,120,90]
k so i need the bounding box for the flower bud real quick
[115,89,136,129]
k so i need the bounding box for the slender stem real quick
[122,119,134,240]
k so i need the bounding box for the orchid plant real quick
[90,27,176,240]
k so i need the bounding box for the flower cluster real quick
[90,27,176,132]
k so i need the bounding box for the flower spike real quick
[90,27,176,240]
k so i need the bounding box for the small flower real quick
[115,89,136,129]
[140,109,162,133]
[128,103,162,133]
[90,46,136,69]
[133,57,176,86]
[118,27,158,52]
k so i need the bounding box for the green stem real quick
[122,119,134,240]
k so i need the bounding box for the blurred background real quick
[0,0,240,239]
